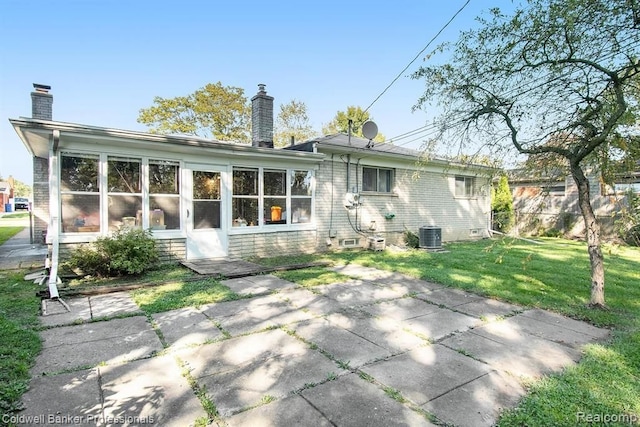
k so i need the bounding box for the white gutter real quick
[47,129,61,299]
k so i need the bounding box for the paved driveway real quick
[17,265,609,427]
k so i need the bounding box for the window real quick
[455,176,475,197]
[363,167,393,193]
[232,168,259,227]
[291,170,312,223]
[264,170,287,225]
[107,157,142,232]
[231,167,314,229]
[193,170,221,229]
[149,160,180,230]
[60,154,101,233]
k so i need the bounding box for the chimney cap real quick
[257,83,266,93]
[33,83,51,92]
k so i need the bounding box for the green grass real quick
[0,271,42,418]
[131,278,240,314]
[257,238,640,426]
[0,227,24,246]
[273,266,350,288]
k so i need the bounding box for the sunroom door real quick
[186,166,227,259]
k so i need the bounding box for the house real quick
[10,83,493,264]
[0,181,12,212]
[509,168,638,237]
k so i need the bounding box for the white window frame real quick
[362,166,394,193]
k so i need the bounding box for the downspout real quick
[47,130,61,300]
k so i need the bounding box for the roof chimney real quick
[31,83,53,120]
[251,84,274,148]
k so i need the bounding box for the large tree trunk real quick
[571,165,606,308]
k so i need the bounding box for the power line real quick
[362,0,472,115]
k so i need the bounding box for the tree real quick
[491,175,515,232]
[413,0,640,307]
[138,82,251,142]
[274,99,317,147]
[322,106,386,142]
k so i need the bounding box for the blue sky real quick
[0,0,515,186]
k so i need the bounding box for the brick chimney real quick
[251,84,274,148]
[31,83,53,120]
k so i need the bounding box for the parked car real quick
[14,197,30,210]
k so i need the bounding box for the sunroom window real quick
[232,168,259,227]
[264,169,287,225]
[149,160,180,230]
[107,157,142,231]
[60,153,100,233]
[291,170,312,223]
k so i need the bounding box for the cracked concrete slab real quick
[40,297,92,327]
[403,306,482,341]
[292,317,392,367]
[17,369,102,426]
[152,307,223,348]
[423,370,526,427]
[362,344,492,406]
[100,354,206,426]
[225,394,333,427]
[301,373,436,426]
[31,317,163,375]
[89,292,142,318]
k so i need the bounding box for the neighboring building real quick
[10,83,492,263]
[509,168,638,237]
[0,181,11,212]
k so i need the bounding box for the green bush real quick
[66,228,159,277]
[491,175,515,232]
[615,191,640,247]
[403,229,420,249]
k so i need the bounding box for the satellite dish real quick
[362,121,378,140]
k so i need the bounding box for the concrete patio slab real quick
[225,394,333,427]
[221,274,296,295]
[176,329,309,379]
[404,306,482,341]
[89,292,142,318]
[152,307,223,348]
[100,354,206,426]
[31,317,163,375]
[316,279,405,306]
[520,308,611,339]
[17,369,102,426]
[423,370,526,427]
[362,344,492,406]
[454,298,522,321]
[441,325,582,379]
[372,276,446,296]
[40,297,92,327]
[415,287,485,307]
[505,311,607,348]
[301,373,436,427]
[275,287,343,316]
[361,296,442,320]
[197,344,345,417]
[292,317,392,367]
[324,310,427,353]
[213,297,314,336]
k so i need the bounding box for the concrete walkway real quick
[15,263,610,427]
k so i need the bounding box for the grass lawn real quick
[2,232,638,425]
[256,237,640,426]
[0,272,42,419]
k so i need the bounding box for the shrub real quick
[615,191,640,247]
[403,229,420,249]
[66,228,159,277]
[491,175,515,232]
